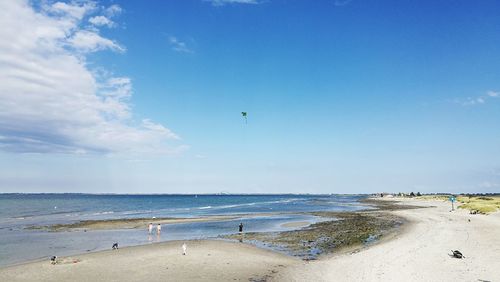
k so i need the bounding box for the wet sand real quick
[280,221,311,228]
[223,199,411,259]
[26,215,239,231]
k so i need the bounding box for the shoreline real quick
[221,197,422,260]
[23,212,325,232]
[3,198,412,267]
[271,197,500,281]
[1,197,404,268]
[1,204,406,282]
[3,198,498,281]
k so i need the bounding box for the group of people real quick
[147,222,243,235]
[148,223,162,235]
[54,221,243,263]
[143,222,244,256]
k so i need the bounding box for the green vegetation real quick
[415,194,500,214]
[456,196,500,214]
[222,198,423,260]
[224,212,403,260]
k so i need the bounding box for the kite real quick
[241,112,247,124]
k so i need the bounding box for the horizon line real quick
[1,192,499,196]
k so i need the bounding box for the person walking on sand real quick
[239,222,243,234]
[157,223,162,235]
[148,223,153,234]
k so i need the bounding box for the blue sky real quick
[1,0,500,194]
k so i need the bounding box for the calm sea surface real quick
[0,194,367,266]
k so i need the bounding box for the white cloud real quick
[168,36,193,53]
[487,90,499,97]
[455,90,500,106]
[89,15,114,27]
[0,1,184,155]
[207,0,260,6]
[48,1,96,20]
[88,4,122,27]
[105,4,123,17]
[69,30,124,52]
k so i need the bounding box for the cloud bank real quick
[0,1,184,155]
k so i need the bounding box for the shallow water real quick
[0,194,366,266]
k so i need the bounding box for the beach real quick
[272,198,500,282]
[1,198,499,281]
[0,194,364,266]
[0,240,297,282]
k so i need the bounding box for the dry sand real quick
[2,198,499,282]
[271,198,500,282]
[0,240,297,282]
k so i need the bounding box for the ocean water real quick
[0,194,367,266]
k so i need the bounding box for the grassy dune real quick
[415,195,500,214]
[456,196,500,214]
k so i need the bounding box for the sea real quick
[0,194,368,267]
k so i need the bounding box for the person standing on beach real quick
[157,223,162,235]
[148,223,153,234]
[239,222,243,234]
[182,243,187,255]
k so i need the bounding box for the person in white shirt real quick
[182,243,187,255]
[148,223,153,234]
[157,223,162,235]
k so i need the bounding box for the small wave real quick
[60,198,308,219]
[216,204,239,209]
[120,210,158,216]
[91,211,115,216]
[12,210,83,219]
[12,214,36,219]
[112,199,303,216]
[206,198,303,210]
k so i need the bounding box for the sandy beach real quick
[272,198,500,282]
[0,240,298,282]
[1,198,499,282]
